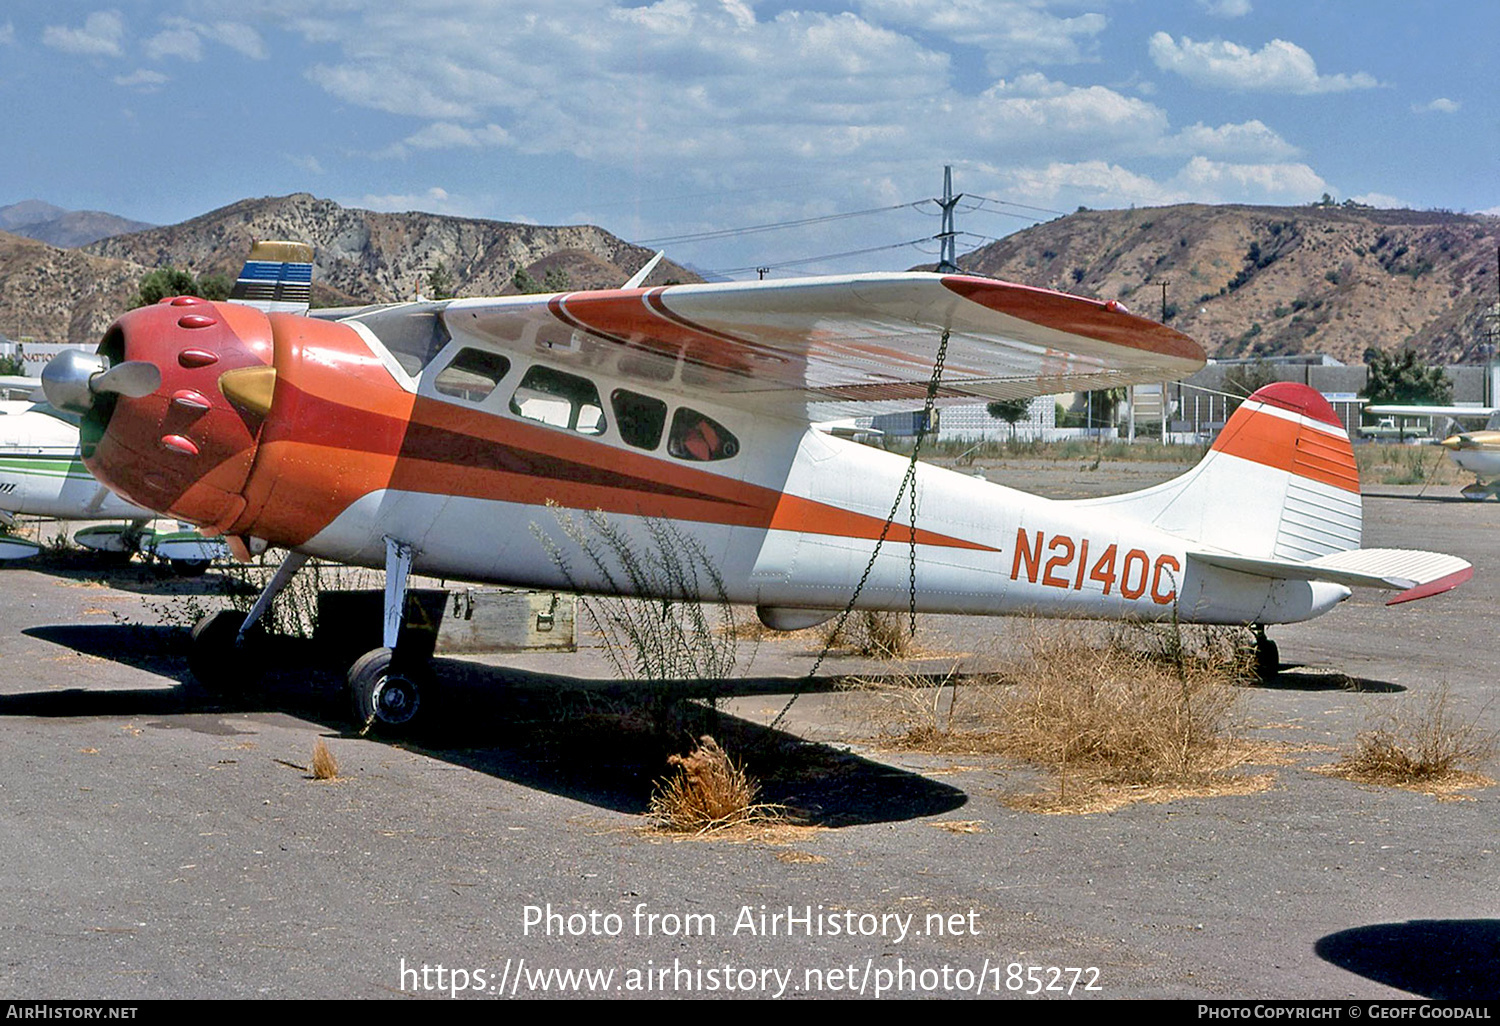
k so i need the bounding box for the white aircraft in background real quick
[0,243,314,566]
[44,254,1471,732]
[1364,404,1500,500]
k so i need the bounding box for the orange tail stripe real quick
[1211,408,1359,493]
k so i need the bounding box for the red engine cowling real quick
[80,298,421,554]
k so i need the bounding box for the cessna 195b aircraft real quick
[1365,404,1500,500]
[42,246,1472,732]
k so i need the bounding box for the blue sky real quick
[2,1,1495,279]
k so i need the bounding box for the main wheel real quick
[349,648,432,735]
[1255,637,1280,682]
[187,609,264,695]
[169,558,211,577]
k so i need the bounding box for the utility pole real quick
[936,165,963,274]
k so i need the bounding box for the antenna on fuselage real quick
[623,251,666,289]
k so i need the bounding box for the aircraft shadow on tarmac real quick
[6,557,255,597]
[1315,919,1500,1000]
[1258,664,1404,693]
[17,623,967,827]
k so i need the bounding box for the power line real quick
[707,237,934,277]
[633,202,923,246]
[963,193,1070,217]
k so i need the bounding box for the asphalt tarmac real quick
[0,470,1495,1000]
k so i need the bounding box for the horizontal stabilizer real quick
[1190,548,1472,605]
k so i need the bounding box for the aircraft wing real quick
[438,273,1204,418]
[1190,548,1473,606]
[1365,405,1499,420]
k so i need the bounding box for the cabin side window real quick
[610,389,668,450]
[433,347,510,403]
[509,365,606,436]
[667,407,739,461]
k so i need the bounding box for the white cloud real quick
[1195,0,1252,16]
[1413,97,1460,114]
[855,0,1107,74]
[976,154,1327,210]
[975,76,1169,152]
[286,154,325,175]
[43,11,126,58]
[0,23,14,46]
[1172,156,1327,201]
[114,68,169,91]
[1148,33,1378,94]
[1168,120,1298,160]
[201,22,268,60]
[375,122,513,159]
[352,186,481,217]
[145,27,202,62]
[1349,192,1409,209]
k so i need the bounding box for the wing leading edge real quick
[440,272,1205,419]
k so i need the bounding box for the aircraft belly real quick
[302,490,759,596]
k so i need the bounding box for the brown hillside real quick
[952,204,1500,364]
[0,231,148,345]
[86,194,698,305]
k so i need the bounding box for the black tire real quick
[187,610,263,695]
[169,558,211,577]
[349,648,432,735]
[1255,637,1280,682]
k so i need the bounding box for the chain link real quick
[766,328,952,734]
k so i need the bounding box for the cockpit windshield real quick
[347,304,452,377]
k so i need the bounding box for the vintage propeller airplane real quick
[42,245,1472,732]
[1365,404,1500,500]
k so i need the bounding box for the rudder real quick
[1076,382,1360,560]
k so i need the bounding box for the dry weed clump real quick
[822,610,914,659]
[849,623,1256,810]
[1329,686,1496,788]
[998,628,1246,787]
[647,736,775,833]
[311,739,339,780]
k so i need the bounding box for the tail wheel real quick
[349,648,432,735]
[187,609,263,695]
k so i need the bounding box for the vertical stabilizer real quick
[229,241,314,315]
[1075,382,1361,560]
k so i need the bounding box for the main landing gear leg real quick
[187,550,310,695]
[1252,624,1280,683]
[349,536,433,736]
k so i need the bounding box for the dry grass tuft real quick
[822,611,914,659]
[992,627,1247,789]
[647,736,779,833]
[850,622,1256,812]
[929,819,988,834]
[311,738,339,781]
[1326,686,1496,790]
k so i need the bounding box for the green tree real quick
[426,262,456,300]
[985,398,1032,439]
[0,353,23,376]
[196,274,232,301]
[1222,359,1278,412]
[1080,387,1126,429]
[512,268,541,294]
[1361,346,1453,406]
[132,267,233,307]
[134,268,199,307]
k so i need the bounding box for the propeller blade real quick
[90,361,161,399]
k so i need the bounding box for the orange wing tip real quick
[1386,566,1474,606]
